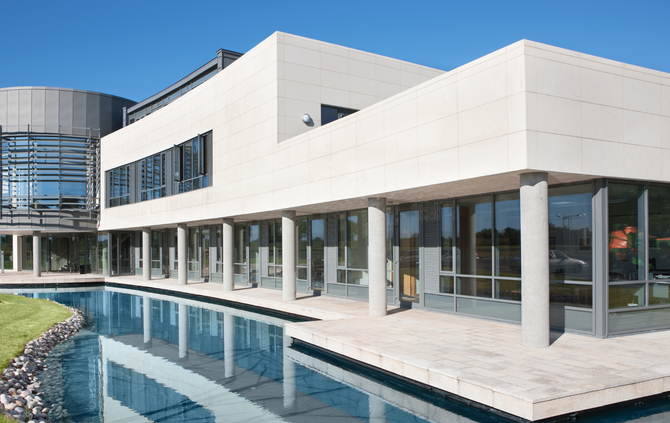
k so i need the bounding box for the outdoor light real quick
[302,113,312,124]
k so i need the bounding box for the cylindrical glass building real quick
[0,87,135,273]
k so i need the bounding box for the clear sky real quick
[2,0,669,102]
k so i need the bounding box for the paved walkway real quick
[2,272,670,421]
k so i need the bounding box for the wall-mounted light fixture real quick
[302,113,313,126]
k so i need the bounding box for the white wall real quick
[99,36,670,232]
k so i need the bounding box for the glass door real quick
[119,233,133,275]
[396,206,421,304]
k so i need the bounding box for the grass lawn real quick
[0,293,71,372]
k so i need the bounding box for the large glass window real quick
[549,185,593,282]
[249,224,259,283]
[609,183,645,282]
[311,219,325,290]
[176,133,209,194]
[456,196,492,276]
[440,203,453,272]
[267,220,282,278]
[234,224,247,276]
[109,166,130,207]
[336,209,368,285]
[648,186,670,281]
[297,218,308,280]
[495,193,521,278]
[141,153,166,201]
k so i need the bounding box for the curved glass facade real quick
[2,130,98,211]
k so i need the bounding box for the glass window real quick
[609,284,645,309]
[297,218,308,267]
[321,105,357,126]
[440,203,453,272]
[347,210,368,270]
[496,280,521,301]
[649,283,670,305]
[386,208,394,288]
[234,224,246,275]
[550,283,592,308]
[439,275,454,294]
[608,183,645,282]
[457,277,492,298]
[337,213,346,267]
[249,225,259,283]
[648,186,670,281]
[495,193,520,278]
[549,185,593,282]
[312,219,325,290]
[457,196,492,276]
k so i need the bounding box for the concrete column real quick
[520,172,550,348]
[223,218,234,291]
[369,395,387,423]
[224,312,235,378]
[12,235,22,272]
[143,296,152,348]
[282,333,296,409]
[282,211,296,301]
[32,232,40,278]
[142,228,151,281]
[368,198,387,317]
[178,303,188,360]
[178,224,187,285]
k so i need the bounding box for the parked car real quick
[509,250,589,276]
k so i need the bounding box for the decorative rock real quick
[0,303,83,423]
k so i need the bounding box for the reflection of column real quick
[369,395,387,423]
[223,218,234,291]
[282,211,296,301]
[12,235,22,272]
[143,296,152,348]
[520,172,549,348]
[282,333,296,409]
[179,303,188,360]
[32,232,40,277]
[143,228,151,281]
[368,198,387,317]
[178,224,187,285]
[224,312,235,378]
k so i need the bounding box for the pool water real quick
[19,289,670,423]
[24,289,508,423]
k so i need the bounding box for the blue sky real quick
[2,0,669,102]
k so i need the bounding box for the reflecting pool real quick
[16,288,670,423]
[21,289,507,423]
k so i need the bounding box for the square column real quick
[368,198,387,317]
[32,232,41,278]
[13,235,22,272]
[223,218,234,291]
[142,228,151,281]
[282,211,296,301]
[520,172,550,348]
[178,224,187,285]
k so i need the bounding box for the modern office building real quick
[0,87,135,274]
[6,32,670,345]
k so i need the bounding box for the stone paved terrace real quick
[2,271,670,421]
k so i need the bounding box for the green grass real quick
[0,413,20,422]
[0,294,71,372]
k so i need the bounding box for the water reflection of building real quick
[31,290,477,423]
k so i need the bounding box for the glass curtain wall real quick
[336,210,368,285]
[608,182,670,334]
[435,194,523,322]
[234,224,248,285]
